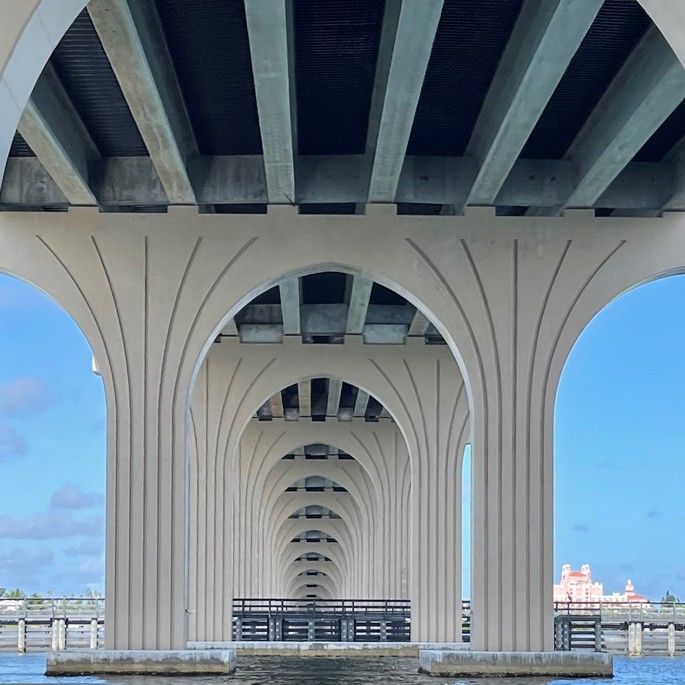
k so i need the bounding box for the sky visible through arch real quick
[0,272,683,601]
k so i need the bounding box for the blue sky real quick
[0,272,683,601]
[0,276,106,595]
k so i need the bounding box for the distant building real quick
[555,564,604,603]
[554,564,649,604]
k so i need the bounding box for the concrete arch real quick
[233,423,408,596]
[190,337,466,641]
[264,465,375,524]
[275,519,355,581]
[186,253,476,423]
[289,575,339,599]
[276,521,354,597]
[0,1,88,175]
[286,561,344,593]
[221,422,409,613]
[266,494,369,592]
[638,1,685,72]
[283,543,350,589]
[250,455,380,599]
[269,496,365,587]
[292,583,334,601]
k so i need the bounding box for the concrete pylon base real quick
[45,649,237,675]
[419,650,613,678]
[191,641,468,657]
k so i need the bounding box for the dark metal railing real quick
[232,598,411,642]
[232,598,473,643]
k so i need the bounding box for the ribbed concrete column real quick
[0,209,207,650]
[331,347,468,641]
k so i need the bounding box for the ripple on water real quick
[0,653,683,685]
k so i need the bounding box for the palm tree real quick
[5,588,25,598]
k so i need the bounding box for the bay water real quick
[0,653,683,684]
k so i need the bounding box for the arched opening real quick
[555,275,685,608]
[0,274,106,607]
[188,268,469,643]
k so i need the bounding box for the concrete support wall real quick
[3,208,685,650]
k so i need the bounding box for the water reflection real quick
[1,653,683,685]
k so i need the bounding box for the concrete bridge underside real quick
[2,0,685,662]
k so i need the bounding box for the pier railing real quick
[2,596,683,653]
[0,597,105,652]
[232,598,411,642]
[553,601,685,655]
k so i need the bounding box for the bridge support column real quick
[0,211,207,650]
[451,225,632,652]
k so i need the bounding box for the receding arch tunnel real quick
[187,268,469,643]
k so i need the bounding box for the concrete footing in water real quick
[419,650,613,678]
[190,641,468,657]
[45,649,237,675]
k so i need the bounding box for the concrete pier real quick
[45,649,237,676]
[419,650,613,678]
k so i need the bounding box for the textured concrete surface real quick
[45,649,236,675]
[419,650,613,677]
[190,641,468,657]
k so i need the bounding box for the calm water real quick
[0,653,683,685]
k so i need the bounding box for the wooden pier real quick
[553,601,685,656]
[0,597,104,652]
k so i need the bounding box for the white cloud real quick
[0,546,55,582]
[64,539,104,558]
[50,483,103,511]
[76,554,104,576]
[0,511,104,539]
[0,378,56,417]
[0,421,25,461]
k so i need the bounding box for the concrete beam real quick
[363,324,407,344]
[0,158,67,206]
[353,390,370,419]
[464,0,602,206]
[270,391,284,419]
[407,310,431,336]
[657,137,685,211]
[563,26,685,209]
[244,0,296,204]
[18,65,99,205]
[3,154,675,211]
[367,0,443,202]
[87,0,197,204]
[298,380,311,419]
[279,278,301,335]
[300,304,347,336]
[345,277,373,335]
[239,324,283,343]
[326,379,342,419]
[221,319,239,337]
